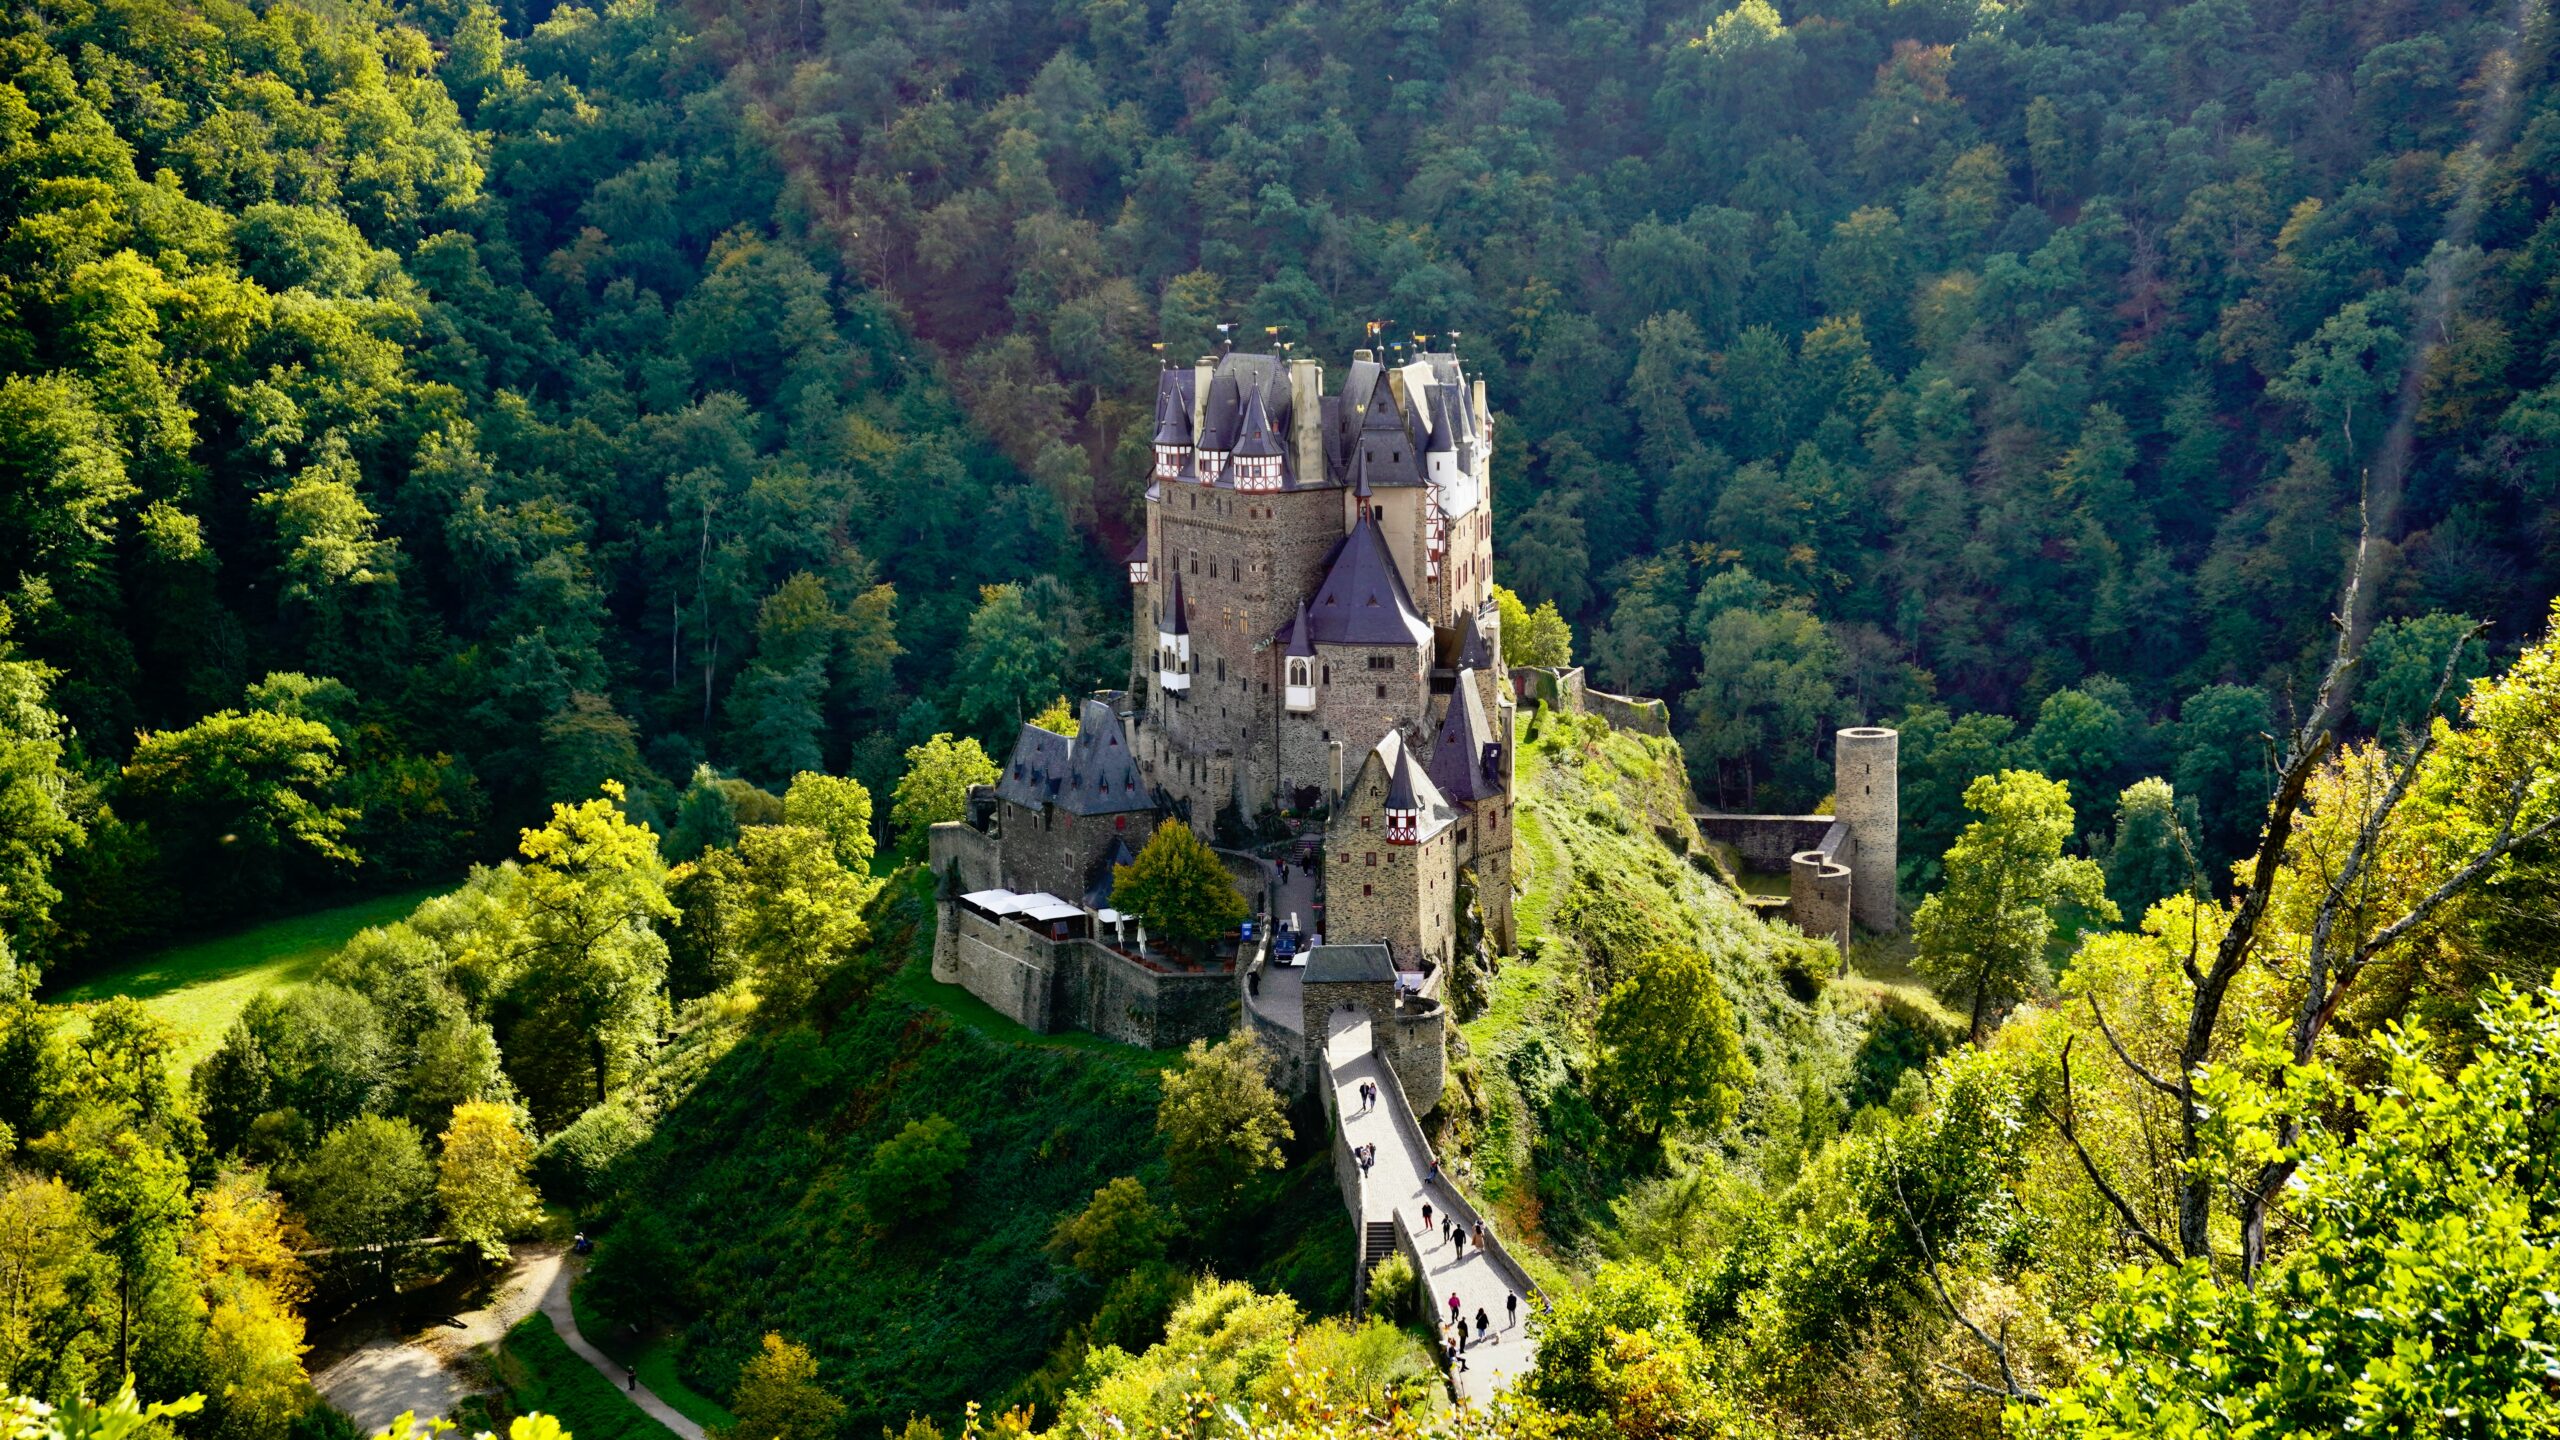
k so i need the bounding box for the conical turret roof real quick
[1302,513,1430,647]
[1284,600,1317,658]
[1163,571,1189,635]
[1234,386,1284,458]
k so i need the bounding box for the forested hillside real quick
[0,0,1102,970]
[688,0,2560,835]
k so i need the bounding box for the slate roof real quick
[1456,607,1494,670]
[1358,728,1455,841]
[1346,370,1425,488]
[1084,836,1137,908]
[1152,369,1195,445]
[1284,600,1317,658]
[1302,942,1396,984]
[996,698,1154,816]
[1234,386,1284,458]
[1428,670,1504,804]
[1297,514,1430,648]
[1162,571,1188,635]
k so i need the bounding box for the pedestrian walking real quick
[1448,1291,1461,1325]
[626,1368,636,1393]
[1475,1307,1490,1340]
[1441,1216,1454,1246]
[1421,1201,1434,1231]
[1506,1292,1518,1326]
[1472,1221,1486,1252]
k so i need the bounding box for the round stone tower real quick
[1835,727,1899,934]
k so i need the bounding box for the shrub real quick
[863,1115,970,1227]
[535,1101,651,1207]
[1364,1251,1416,1321]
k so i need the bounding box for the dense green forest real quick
[0,0,1113,972]
[680,0,2560,834]
[5,0,2560,1437]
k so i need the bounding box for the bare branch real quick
[2040,1039,2179,1264]
[1890,1175,2044,1404]
[2086,994,2181,1099]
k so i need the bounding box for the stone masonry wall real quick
[1696,814,1837,870]
[1326,762,1456,969]
[995,799,1160,903]
[928,821,1003,897]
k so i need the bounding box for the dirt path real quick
[313,1244,694,1439]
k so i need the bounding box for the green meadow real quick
[46,886,446,1074]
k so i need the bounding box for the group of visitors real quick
[1354,1140,1378,1176]
[1440,1290,1529,1371]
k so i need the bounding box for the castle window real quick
[1376,684,1386,698]
[1366,853,1377,866]
[1368,655,1394,670]
[1360,815,1370,829]
[1364,883,1373,896]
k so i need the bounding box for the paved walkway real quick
[314,1247,702,1440]
[1327,1011,1534,1402]
[539,1256,706,1440]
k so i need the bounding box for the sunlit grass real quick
[45,886,446,1073]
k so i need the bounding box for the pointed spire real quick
[1164,571,1189,636]
[1285,599,1317,658]
[1234,385,1283,457]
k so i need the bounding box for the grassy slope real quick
[591,872,1350,1434]
[480,1314,681,1440]
[1436,707,1945,1272]
[44,886,445,1072]
[569,1283,738,1433]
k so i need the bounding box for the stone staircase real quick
[1356,1220,1399,1311]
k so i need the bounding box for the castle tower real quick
[1835,726,1899,933]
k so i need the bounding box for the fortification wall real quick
[1055,945,1237,1048]
[1788,847,1853,957]
[1584,688,1670,736]
[941,905,1057,1030]
[928,821,1003,896]
[1389,1001,1447,1114]
[1697,814,1836,870]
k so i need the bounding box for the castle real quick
[930,345,1517,1105]
[927,345,1901,1110]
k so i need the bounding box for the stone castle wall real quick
[1696,814,1837,870]
[928,819,1003,896]
[935,905,1237,1048]
[994,799,1160,905]
[1325,762,1456,969]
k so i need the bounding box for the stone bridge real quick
[1320,1007,1537,1402]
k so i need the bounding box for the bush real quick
[1771,933,1840,1003]
[536,1101,652,1207]
[862,1115,970,1228]
[1364,1251,1416,1322]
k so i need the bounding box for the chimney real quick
[1328,739,1346,805]
[1289,357,1323,482]
[1353,347,1374,363]
[1194,356,1215,441]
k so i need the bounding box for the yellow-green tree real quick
[437,1101,540,1264]
[1593,944,1749,1142]
[781,771,877,877]
[1156,1034,1290,1208]
[732,824,877,1013]
[1495,584,1573,669]
[503,780,675,1125]
[1110,822,1245,961]
[720,1334,844,1440]
[1911,769,2116,1045]
[890,734,998,851]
